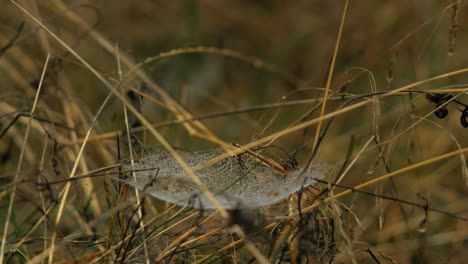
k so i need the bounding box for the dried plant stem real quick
[0,53,50,263]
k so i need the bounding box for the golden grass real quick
[0,1,467,263]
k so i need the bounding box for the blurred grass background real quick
[0,0,467,263]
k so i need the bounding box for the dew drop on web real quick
[115,147,330,209]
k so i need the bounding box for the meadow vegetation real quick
[0,1,467,263]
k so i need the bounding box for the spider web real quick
[115,147,329,209]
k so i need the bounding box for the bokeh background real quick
[1,1,467,263]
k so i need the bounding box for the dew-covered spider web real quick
[115,147,329,209]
